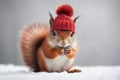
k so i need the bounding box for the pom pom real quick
[56,4,73,17]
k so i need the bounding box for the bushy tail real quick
[19,22,49,72]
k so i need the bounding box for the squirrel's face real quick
[48,30,77,48]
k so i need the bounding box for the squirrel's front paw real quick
[64,47,71,55]
[57,48,64,55]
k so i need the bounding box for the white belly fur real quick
[44,55,74,72]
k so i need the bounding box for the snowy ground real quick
[0,64,120,80]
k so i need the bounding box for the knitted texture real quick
[51,4,75,33]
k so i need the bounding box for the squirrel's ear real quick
[49,12,54,27]
[74,16,80,23]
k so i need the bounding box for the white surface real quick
[0,64,120,80]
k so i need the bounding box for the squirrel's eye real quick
[52,31,57,36]
[70,32,74,37]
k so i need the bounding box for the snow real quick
[0,64,120,80]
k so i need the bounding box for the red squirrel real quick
[20,4,80,73]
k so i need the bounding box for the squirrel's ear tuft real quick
[74,16,80,23]
[49,12,54,27]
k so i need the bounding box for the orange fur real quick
[42,39,59,59]
[66,48,77,59]
[57,30,71,39]
[37,47,47,71]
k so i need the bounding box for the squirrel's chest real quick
[44,55,74,72]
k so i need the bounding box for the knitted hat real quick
[51,4,76,34]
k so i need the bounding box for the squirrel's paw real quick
[67,69,81,73]
[57,48,64,55]
[64,47,71,55]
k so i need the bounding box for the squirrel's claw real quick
[57,48,64,55]
[57,46,72,55]
[64,47,71,55]
[67,69,81,73]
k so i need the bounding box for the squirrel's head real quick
[48,4,79,48]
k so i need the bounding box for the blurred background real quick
[0,0,120,66]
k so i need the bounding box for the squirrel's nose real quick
[61,41,66,47]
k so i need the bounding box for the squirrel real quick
[19,4,81,73]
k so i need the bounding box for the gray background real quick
[0,0,120,66]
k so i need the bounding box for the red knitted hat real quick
[51,4,76,34]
